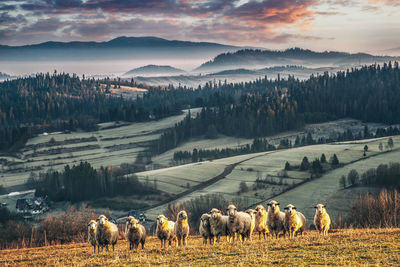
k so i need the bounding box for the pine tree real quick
[300,156,310,171]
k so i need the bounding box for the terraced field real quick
[139,135,400,221]
[0,109,200,188]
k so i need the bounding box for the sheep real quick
[284,204,307,238]
[174,210,190,246]
[209,208,231,243]
[87,220,98,254]
[95,215,118,252]
[245,209,257,241]
[314,204,331,236]
[226,204,252,243]
[253,204,269,240]
[266,200,286,238]
[156,214,176,248]
[125,216,146,250]
[199,213,214,245]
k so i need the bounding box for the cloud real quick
[0,0,331,45]
[368,0,400,6]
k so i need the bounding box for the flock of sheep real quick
[87,200,331,253]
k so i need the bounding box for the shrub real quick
[348,189,400,228]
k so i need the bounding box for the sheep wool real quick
[87,220,97,254]
[125,216,146,250]
[284,204,306,238]
[314,204,331,236]
[95,215,119,252]
[156,215,176,248]
[174,211,190,246]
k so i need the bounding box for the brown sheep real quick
[125,216,146,250]
[199,213,214,245]
[87,220,97,254]
[95,215,118,252]
[267,200,286,238]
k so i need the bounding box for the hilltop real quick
[123,65,186,77]
[195,48,399,72]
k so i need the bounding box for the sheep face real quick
[200,214,210,228]
[157,215,167,226]
[88,220,97,231]
[97,215,108,225]
[314,204,327,215]
[284,204,297,215]
[210,208,221,219]
[255,205,265,216]
[127,216,140,230]
[267,200,280,213]
[227,204,237,222]
[177,211,188,221]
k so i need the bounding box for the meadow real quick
[1,229,399,266]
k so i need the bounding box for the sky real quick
[0,0,400,54]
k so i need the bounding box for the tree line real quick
[153,62,400,154]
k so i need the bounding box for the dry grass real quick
[1,228,399,266]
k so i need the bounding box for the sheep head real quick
[227,204,237,218]
[126,216,140,230]
[284,204,297,215]
[314,204,327,215]
[88,220,97,231]
[157,215,168,229]
[97,215,108,225]
[255,205,266,216]
[267,200,280,213]
[200,213,210,228]
[210,208,222,219]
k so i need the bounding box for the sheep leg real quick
[263,232,266,240]
[112,244,115,252]
[141,240,145,249]
[183,236,187,246]
[259,232,261,240]
[177,237,181,247]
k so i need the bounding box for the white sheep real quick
[227,204,252,243]
[156,214,176,248]
[209,208,231,243]
[87,220,98,253]
[95,215,119,252]
[245,209,257,241]
[267,200,286,238]
[174,210,190,246]
[199,213,214,245]
[314,204,331,236]
[125,216,146,250]
[284,204,306,238]
[254,204,269,240]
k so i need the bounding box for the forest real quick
[1,62,399,153]
[154,62,400,153]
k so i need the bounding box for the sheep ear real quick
[293,207,297,210]
[323,205,326,208]
[276,203,280,205]
[284,207,288,210]
[314,206,317,208]
[106,217,108,220]
[266,203,271,206]
[96,218,99,222]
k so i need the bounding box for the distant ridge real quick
[195,48,400,72]
[123,65,186,77]
[0,36,240,61]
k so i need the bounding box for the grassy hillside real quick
[139,135,400,220]
[0,109,200,189]
[1,229,399,266]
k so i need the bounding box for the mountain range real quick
[123,65,186,77]
[0,36,239,61]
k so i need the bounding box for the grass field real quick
[1,229,399,266]
[0,109,200,188]
[141,135,400,220]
